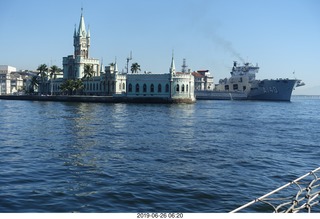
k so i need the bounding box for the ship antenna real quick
[126,51,132,73]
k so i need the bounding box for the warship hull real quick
[247,79,297,101]
[196,79,298,101]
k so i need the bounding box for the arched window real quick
[136,83,140,92]
[122,83,125,90]
[186,84,188,92]
[119,83,121,90]
[150,84,154,93]
[165,84,169,92]
[158,84,162,93]
[233,84,238,90]
[176,84,179,92]
[143,84,147,92]
[182,84,185,92]
[129,83,132,92]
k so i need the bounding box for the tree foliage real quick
[49,65,62,80]
[37,64,48,94]
[131,62,141,73]
[28,75,39,94]
[82,64,95,80]
[60,79,83,95]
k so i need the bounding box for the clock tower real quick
[73,8,90,58]
[63,8,99,80]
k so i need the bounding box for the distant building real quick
[0,65,34,95]
[63,10,100,80]
[49,9,195,102]
[192,70,214,91]
[0,65,16,94]
[9,72,24,94]
[125,55,195,102]
[50,9,102,95]
[104,63,127,96]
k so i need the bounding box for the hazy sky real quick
[1,0,319,94]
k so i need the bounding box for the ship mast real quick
[126,51,132,73]
[181,58,187,73]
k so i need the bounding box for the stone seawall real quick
[0,95,196,104]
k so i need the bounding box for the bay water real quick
[0,96,319,212]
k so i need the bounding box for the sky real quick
[1,0,319,94]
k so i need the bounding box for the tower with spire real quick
[73,8,90,58]
[63,8,99,80]
[169,50,176,75]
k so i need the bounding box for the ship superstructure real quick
[196,61,304,101]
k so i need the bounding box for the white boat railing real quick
[230,167,320,213]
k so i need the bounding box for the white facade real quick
[192,70,214,91]
[171,73,195,100]
[126,74,171,98]
[104,64,127,96]
[0,65,17,94]
[10,72,24,94]
[125,54,195,101]
[125,73,195,101]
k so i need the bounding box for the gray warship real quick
[196,61,305,101]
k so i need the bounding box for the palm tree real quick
[82,64,95,94]
[60,79,74,95]
[29,75,39,94]
[131,62,141,73]
[83,64,95,80]
[59,79,83,95]
[73,79,84,95]
[37,64,48,95]
[49,65,61,95]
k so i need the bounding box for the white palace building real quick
[50,10,195,103]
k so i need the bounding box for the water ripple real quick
[0,98,319,212]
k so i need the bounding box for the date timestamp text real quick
[137,213,183,218]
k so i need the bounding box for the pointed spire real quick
[78,7,86,37]
[114,57,118,73]
[170,50,176,75]
[87,25,90,38]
